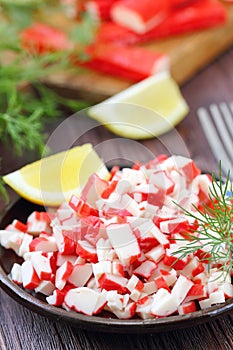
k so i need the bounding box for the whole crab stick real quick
[110,0,169,34]
[80,42,170,82]
[97,0,227,45]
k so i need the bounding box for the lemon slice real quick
[88,71,188,139]
[3,144,110,207]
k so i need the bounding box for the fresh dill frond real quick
[172,164,233,276]
[0,5,93,158]
[0,2,95,201]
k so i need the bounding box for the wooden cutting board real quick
[45,4,233,103]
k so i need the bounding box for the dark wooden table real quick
[0,46,233,350]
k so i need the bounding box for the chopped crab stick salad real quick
[1,155,233,319]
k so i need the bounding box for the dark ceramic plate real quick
[1,198,233,334]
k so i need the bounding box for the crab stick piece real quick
[11,263,22,285]
[21,260,41,290]
[178,300,197,315]
[55,260,73,290]
[67,263,93,287]
[29,235,58,253]
[64,287,107,315]
[106,223,141,265]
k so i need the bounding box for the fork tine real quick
[229,101,233,119]
[209,104,233,157]
[219,102,233,139]
[197,106,233,179]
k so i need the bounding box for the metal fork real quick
[197,102,233,180]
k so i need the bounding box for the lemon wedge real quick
[88,71,188,139]
[3,144,110,206]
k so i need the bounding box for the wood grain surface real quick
[43,4,233,103]
[0,288,233,350]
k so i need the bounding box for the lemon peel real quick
[3,144,110,206]
[88,71,188,139]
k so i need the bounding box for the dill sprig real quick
[0,4,96,153]
[0,1,96,201]
[0,1,95,157]
[173,164,233,275]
